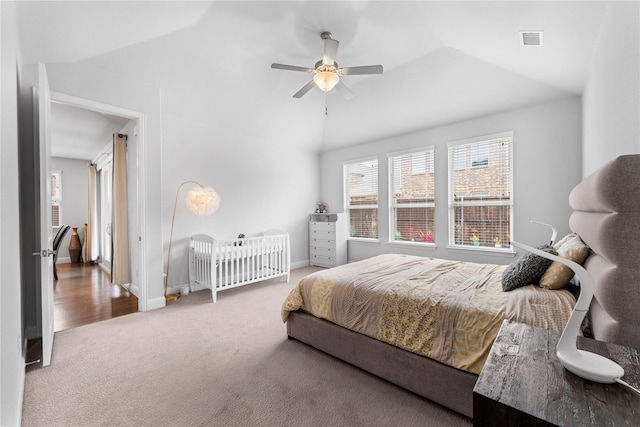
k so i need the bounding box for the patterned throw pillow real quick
[539,235,590,290]
[502,245,557,292]
[553,233,577,251]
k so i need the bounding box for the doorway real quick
[27,91,146,367]
[48,92,146,315]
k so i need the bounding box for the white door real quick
[36,63,55,366]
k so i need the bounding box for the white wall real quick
[583,1,640,176]
[161,115,318,288]
[321,96,582,265]
[51,157,89,262]
[0,2,25,425]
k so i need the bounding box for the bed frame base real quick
[287,311,477,418]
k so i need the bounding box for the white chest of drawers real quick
[309,213,348,268]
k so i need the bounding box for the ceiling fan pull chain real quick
[325,96,328,116]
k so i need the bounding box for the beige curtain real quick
[84,163,97,263]
[111,134,130,285]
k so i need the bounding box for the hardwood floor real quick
[53,262,138,331]
[26,262,138,368]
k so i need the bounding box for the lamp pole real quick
[164,180,204,301]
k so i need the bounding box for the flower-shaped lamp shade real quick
[185,186,220,216]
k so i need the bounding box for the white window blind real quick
[51,170,62,227]
[344,158,378,239]
[448,133,512,248]
[389,148,435,243]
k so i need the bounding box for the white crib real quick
[189,231,290,302]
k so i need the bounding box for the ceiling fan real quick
[271,31,383,99]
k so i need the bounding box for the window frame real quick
[388,146,436,246]
[343,156,379,241]
[447,132,514,252]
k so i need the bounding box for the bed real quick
[190,230,290,302]
[281,154,640,418]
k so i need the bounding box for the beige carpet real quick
[22,266,471,427]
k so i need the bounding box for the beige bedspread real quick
[282,254,575,374]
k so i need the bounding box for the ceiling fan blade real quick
[271,63,314,73]
[335,81,354,100]
[340,65,383,75]
[323,38,339,65]
[293,80,316,98]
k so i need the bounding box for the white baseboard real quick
[166,284,192,295]
[121,283,139,297]
[291,260,310,270]
[146,296,166,311]
[189,283,207,293]
[128,283,139,297]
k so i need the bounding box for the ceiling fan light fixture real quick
[314,70,340,92]
[271,31,383,99]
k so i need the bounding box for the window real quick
[389,148,435,243]
[448,132,512,248]
[51,170,62,227]
[100,161,113,267]
[344,158,378,239]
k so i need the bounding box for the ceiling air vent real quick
[520,31,543,46]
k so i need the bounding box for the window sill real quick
[387,241,437,251]
[446,245,516,258]
[348,237,380,245]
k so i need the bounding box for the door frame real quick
[49,91,149,311]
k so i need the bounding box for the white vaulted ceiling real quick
[14,1,612,155]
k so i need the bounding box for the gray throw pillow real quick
[502,245,557,292]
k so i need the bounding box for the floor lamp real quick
[165,180,220,302]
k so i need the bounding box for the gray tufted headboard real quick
[568,154,640,350]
